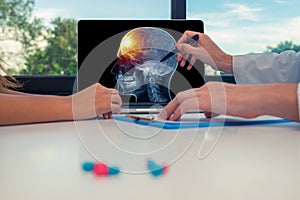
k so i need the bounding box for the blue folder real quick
[113,115,292,129]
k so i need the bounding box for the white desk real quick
[0,114,300,200]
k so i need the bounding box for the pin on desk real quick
[125,114,156,122]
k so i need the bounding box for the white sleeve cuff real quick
[297,83,300,121]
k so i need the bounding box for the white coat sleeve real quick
[298,83,300,120]
[233,50,300,84]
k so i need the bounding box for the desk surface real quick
[0,114,300,200]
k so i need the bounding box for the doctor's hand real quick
[157,82,262,121]
[176,31,233,74]
[71,83,122,120]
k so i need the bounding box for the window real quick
[187,0,300,75]
[1,0,171,94]
[1,0,170,76]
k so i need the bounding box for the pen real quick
[125,114,155,122]
[160,34,199,62]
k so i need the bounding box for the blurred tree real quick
[21,18,77,75]
[0,0,45,68]
[266,41,300,53]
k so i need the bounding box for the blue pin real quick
[147,160,163,177]
[108,166,120,175]
[82,161,94,172]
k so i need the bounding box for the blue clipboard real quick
[113,115,292,129]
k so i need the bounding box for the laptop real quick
[77,19,205,114]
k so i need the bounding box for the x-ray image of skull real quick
[111,27,177,103]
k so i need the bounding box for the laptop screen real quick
[77,19,205,109]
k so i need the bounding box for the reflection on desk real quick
[0,114,299,200]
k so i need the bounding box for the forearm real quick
[258,84,299,121]
[0,94,73,126]
[216,53,233,74]
[227,83,299,121]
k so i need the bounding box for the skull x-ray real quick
[111,27,177,103]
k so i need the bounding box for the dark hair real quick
[0,58,22,91]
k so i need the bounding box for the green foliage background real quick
[266,41,300,53]
[1,0,77,75]
[20,18,77,75]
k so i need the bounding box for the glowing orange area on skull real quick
[119,34,142,59]
[122,37,132,48]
